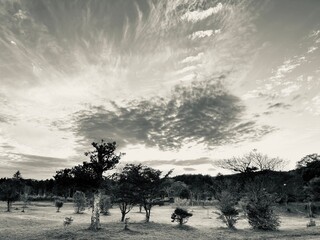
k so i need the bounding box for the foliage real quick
[171,207,193,225]
[245,185,280,231]
[164,181,189,198]
[84,140,123,231]
[0,180,20,212]
[117,164,171,222]
[297,156,320,182]
[297,153,320,169]
[55,199,64,212]
[113,168,139,221]
[179,188,190,199]
[84,140,124,187]
[173,174,214,203]
[73,191,86,214]
[54,168,74,197]
[215,191,239,229]
[0,172,23,212]
[304,177,320,201]
[13,171,22,180]
[100,195,112,215]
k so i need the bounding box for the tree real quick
[214,150,285,173]
[13,170,22,180]
[0,180,20,212]
[165,181,189,199]
[297,153,320,169]
[113,166,139,222]
[171,208,193,225]
[118,164,171,223]
[304,177,320,217]
[73,191,86,214]
[84,140,123,231]
[54,168,74,197]
[296,154,320,182]
[214,191,239,229]
[244,183,280,231]
[0,172,23,212]
[305,177,320,201]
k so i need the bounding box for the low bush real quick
[55,199,64,212]
[171,207,193,225]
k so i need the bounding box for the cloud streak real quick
[181,2,223,22]
[137,157,214,167]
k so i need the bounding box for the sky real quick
[0,0,320,180]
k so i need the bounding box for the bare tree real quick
[214,149,285,173]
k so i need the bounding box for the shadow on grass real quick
[173,224,197,231]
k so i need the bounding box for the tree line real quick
[1,140,320,231]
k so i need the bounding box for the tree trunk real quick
[308,201,313,218]
[145,210,150,223]
[144,204,151,223]
[90,190,101,231]
[7,200,10,212]
[121,212,126,222]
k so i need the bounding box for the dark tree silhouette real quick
[55,199,64,212]
[118,164,171,222]
[297,153,320,169]
[214,150,285,173]
[0,171,23,212]
[171,208,193,225]
[54,168,74,197]
[113,166,139,222]
[84,140,123,231]
[296,154,320,182]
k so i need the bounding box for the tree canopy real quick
[214,150,285,173]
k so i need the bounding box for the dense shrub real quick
[73,191,86,214]
[215,191,239,229]
[245,189,280,230]
[55,199,64,212]
[171,207,193,225]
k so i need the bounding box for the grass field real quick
[0,202,320,240]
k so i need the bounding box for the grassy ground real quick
[0,202,320,240]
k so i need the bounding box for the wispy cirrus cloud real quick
[181,2,223,22]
